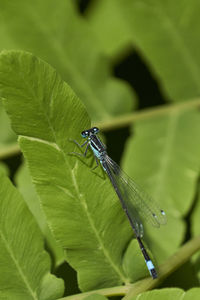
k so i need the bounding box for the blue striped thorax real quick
[81,127,106,160]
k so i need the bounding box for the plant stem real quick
[124,235,200,299]
[1,98,200,160]
[58,236,200,300]
[58,285,130,300]
[0,143,20,159]
[95,98,200,131]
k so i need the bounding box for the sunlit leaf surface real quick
[15,162,64,267]
[0,170,64,300]
[0,0,135,121]
[0,50,137,291]
[129,287,200,300]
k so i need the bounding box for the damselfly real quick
[72,127,166,279]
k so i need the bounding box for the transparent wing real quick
[105,155,166,237]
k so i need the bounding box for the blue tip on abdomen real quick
[146,260,154,271]
[146,260,157,279]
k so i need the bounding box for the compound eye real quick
[81,131,88,138]
[92,127,99,134]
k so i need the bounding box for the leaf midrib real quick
[15,62,129,284]
[71,162,129,283]
[0,229,38,300]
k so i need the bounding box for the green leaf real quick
[83,294,109,300]
[0,50,134,291]
[15,161,45,230]
[86,0,131,56]
[15,161,65,267]
[184,288,200,300]
[0,161,9,176]
[129,288,200,300]
[129,288,183,300]
[0,0,135,121]
[0,170,64,300]
[89,0,200,102]
[0,100,16,146]
[191,184,200,282]
[122,109,200,262]
[191,184,200,237]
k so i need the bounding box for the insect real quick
[72,127,166,279]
